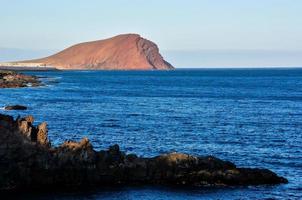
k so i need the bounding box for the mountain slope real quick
[23,34,174,70]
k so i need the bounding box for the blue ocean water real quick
[1,69,302,199]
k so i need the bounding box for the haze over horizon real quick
[1,0,302,67]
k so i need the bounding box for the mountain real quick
[21,34,174,70]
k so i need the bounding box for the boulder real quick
[4,105,27,110]
[37,122,50,147]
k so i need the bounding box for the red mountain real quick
[23,34,174,70]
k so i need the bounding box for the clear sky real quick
[1,0,302,67]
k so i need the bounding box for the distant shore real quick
[0,66,57,71]
[0,62,57,71]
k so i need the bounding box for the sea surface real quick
[1,69,302,199]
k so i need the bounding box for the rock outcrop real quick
[0,70,41,88]
[20,34,174,70]
[4,105,27,110]
[0,114,287,191]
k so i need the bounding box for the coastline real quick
[0,113,287,191]
[0,70,42,88]
[0,62,57,71]
[3,65,301,72]
[0,66,58,71]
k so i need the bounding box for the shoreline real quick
[0,66,57,71]
[0,113,287,191]
[0,70,42,88]
[2,65,302,71]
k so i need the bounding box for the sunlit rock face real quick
[23,34,174,70]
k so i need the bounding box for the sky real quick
[1,0,302,67]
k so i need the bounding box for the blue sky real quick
[1,0,302,67]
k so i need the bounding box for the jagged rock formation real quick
[21,34,174,70]
[0,70,41,88]
[0,114,287,191]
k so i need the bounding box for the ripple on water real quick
[1,69,302,199]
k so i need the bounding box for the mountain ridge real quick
[19,34,174,70]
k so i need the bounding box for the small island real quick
[0,34,174,71]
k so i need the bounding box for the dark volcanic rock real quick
[4,105,27,110]
[0,70,41,88]
[0,114,288,191]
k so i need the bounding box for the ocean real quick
[1,69,301,199]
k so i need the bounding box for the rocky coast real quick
[0,70,41,88]
[0,113,288,192]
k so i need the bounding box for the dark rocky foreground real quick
[0,70,41,88]
[0,114,287,191]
